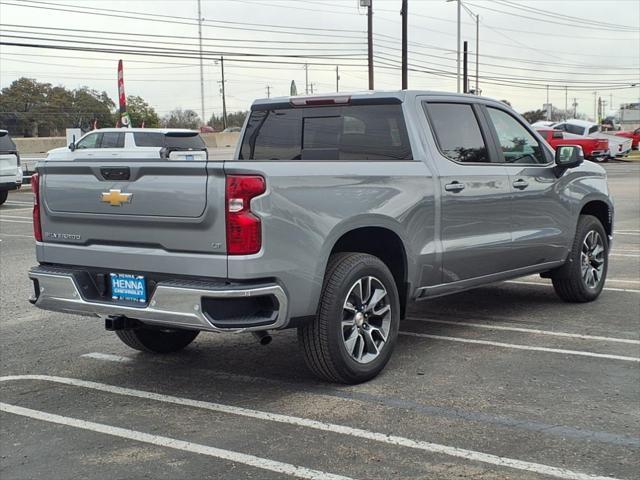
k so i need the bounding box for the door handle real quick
[444,181,465,192]
[512,179,529,190]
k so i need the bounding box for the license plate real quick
[110,273,147,303]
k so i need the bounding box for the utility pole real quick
[564,86,568,120]
[304,63,309,95]
[265,85,271,98]
[546,84,550,120]
[475,13,479,94]
[463,41,468,93]
[219,56,227,130]
[457,0,461,92]
[310,82,316,94]
[572,97,578,118]
[593,91,597,122]
[197,0,205,124]
[366,0,374,90]
[401,0,408,90]
[336,66,340,92]
[609,93,614,110]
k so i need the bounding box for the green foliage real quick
[208,111,248,131]
[0,78,163,136]
[521,109,547,124]
[161,108,201,129]
[122,95,160,128]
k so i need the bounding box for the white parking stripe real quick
[1,207,32,212]
[400,332,640,362]
[0,218,32,224]
[610,253,640,258]
[0,233,33,238]
[4,200,33,205]
[0,375,624,480]
[0,215,31,219]
[0,402,353,480]
[82,352,133,363]
[615,232,640,236]
[506,280,640,294]
[405,318,640,345]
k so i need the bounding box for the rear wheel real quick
[115,326,199,353]
[0,190,8,205]
[298,252,400,384]
[551,215,608,302]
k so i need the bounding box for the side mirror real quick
[555,145,584,169]
[68,142,76,151]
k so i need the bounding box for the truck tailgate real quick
[38,159,228,278]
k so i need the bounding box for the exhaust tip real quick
[252,331,272,346]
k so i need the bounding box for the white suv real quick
[46,128,208,161]
[0,130,22,205]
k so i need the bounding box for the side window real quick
[588,125,599,135]
[75,133,100,149]
[100,132,125,148]
[554,123,566,132]
[486,108,547,165]
[565,124,584,136]
[133,132,164,147]
[425,102,489,163]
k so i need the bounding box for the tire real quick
[551,215,608,302]
[115,326,199,353]
[0,190,8,205]
[298,252,400,384]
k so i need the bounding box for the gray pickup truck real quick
[29,91,613,383]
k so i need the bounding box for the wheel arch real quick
[325,223,410,319]
[579,198,613,239]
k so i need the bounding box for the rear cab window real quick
[239,102,413,161]
[0,132,17,153]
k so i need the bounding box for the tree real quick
[0,77,50,136]
[162,108,201,129]
[521,109,547,124]
[208,111,248,131]
[123,95,160,128]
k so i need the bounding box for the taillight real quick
[225,175,266,255]
[31,172,42,242]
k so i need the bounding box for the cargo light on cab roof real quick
[290,95,351,107]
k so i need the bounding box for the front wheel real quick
[115,326,199,353]
[551,215,608,302]
[298,253,400,384]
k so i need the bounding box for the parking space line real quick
[506,280,640,294]
[0,218,32,224]
[0,233,33,238]
[4,200,33,205]
[0,215,31,220]
[82,352,640,448]
[404,318,640,344]
[0,207,32,212]
[0,375,625,480]
[610,253,640,258]
[400,332,640,362]
[82,352,133,363]
[0,402,353,480]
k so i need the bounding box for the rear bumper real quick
[28,265,289,332]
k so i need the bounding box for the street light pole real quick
[475,13,479,94]
[457,0,461,92]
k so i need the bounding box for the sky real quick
[0,0,639,123]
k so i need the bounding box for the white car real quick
[0,130,22,206]
[47,128,208,162]
[553,119,632,159]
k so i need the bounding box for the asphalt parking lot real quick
[1,162,638,480]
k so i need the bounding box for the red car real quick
[615,128,640,150]
[536,128,609,163]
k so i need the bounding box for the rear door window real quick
[133,132,206,150]
[240,104,412,161]
[133,132,164,147]
[100,132,125,148]
[425,102,490,163]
